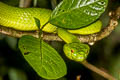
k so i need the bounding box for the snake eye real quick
[71,49,74,53]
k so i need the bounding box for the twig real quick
[19,0,24,7]
[77,18,118,43]
[50,0,57,9]
[19,0,32,8]
[0,27,39,38]
[81,61,116,80]
[76,75,81,80]
[33,0,37,7]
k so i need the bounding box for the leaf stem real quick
[50,0,57,9]
[33,0,37,7]
[81,60,116,80]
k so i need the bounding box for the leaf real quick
[50,0,108,29]
[18,36,67,79]
[34,17,41,29]
[41,77,67,80]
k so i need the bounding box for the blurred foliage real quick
[0,0,19,6]
[0,0,120,80]
[109,52,120,80]
[8,68,27,80]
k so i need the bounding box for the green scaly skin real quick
[64,43,89,62]
[0,2,102,34]
[0,2,99,61]
[0,2,56,33]
[57,28,90,62]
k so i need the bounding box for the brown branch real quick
[77,18,118,43]
[0,26,39,38]
[19,0,32,8]
[81,61,116,80]
[0,7,120,43]
[50,0,57,9]
[76,75,81,80]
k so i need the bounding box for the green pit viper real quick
[0,2,102,62]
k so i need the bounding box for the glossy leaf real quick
[18,36,67,79]
[50,0,108,29]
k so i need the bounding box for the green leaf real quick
[50,0,108,29]
[18,36,67,79]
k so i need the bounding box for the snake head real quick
[63,43,90,62]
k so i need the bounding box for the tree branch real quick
[77,18,118,43]
[19,0,32,8]
[81,61,116,80]
[0,7,120,43]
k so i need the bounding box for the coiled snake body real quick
[0,2,102,61]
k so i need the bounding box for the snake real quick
[0,2,102,62]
